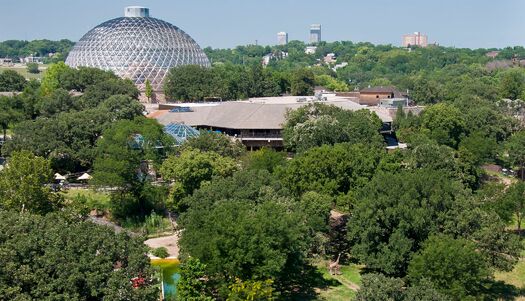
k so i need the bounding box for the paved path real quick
[145,233,180,258]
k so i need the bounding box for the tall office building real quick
[402,32,428,48]
[277,32,288,45]
[309,24,322,44]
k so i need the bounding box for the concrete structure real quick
[309,24,322,44]
[151,95,393,149]
[277,32,288,45]
[402,32,428,48]
[359,86,406,106]
[66,6,210,92]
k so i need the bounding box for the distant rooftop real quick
[152,95,392,131]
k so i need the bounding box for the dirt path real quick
[332,274,360,292]
[144,233,180,258]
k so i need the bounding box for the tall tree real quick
[0,70,27,92]
[0,151,62,214]
[420,102,466,148]
[145,79,153,102]
[160,149,238,195]
[506,131,525,180]
[290,68,315,96]
[282,103,384,152]
[499,68,525,100]
[347,169,468,276]
[179,199,310,284]
[408,235,489,299]
[40,62,70,95]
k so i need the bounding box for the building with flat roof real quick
[277,32,288,45]
[151,95,393,149]
[402,32,428,48]
[310,24,322,44]
[359,86,406,105]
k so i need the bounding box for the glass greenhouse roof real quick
[164,123,200,145]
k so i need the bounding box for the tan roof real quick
[154,96,393,130]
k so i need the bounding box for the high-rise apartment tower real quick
[277,32,288,45]
[309,24,321,44]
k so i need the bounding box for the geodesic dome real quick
[66,7,210,91]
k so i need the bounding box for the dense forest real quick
[0,39,525,300]
[163,41,525,102]
[0,39,74,63]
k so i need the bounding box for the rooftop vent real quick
[125,6,150,17]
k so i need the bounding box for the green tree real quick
[500,68,525,100]
[290,68,315,96]
[410,76,442,104]
[177,258,214,301]
[0,151,62,214]
[0,69,27,92]
[279,143,383,198]
[420,102,466,148]
[355,274,404,301]
[164,65,214,101]
[282,103,384,152]
[228,278,275,301]
[0,211,158,301]
[145,79,153,102]
[502,182,525,234]
[0,96,23,141]
[179,199,310,284]
[408,235,489,299]
[80,77,139,108]
[506,130,525,180]
[347,169,468,276]
[40,61,70,95]
[92,117,172,189]
[242,148,286,173]
[160,149,238,195]
[58,66,119,92]
[35,88,77,117]
[26,62,40,74]
[182,131,246,158]
[356,274,451,301]
[180,169,280,212]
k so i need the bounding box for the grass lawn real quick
[0,65,47,80]
[494,240,525,300]
[62,188,111,211]
[315,261,362,301]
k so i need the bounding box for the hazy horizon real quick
[0,0,524,49]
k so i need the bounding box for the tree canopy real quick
[0,211,158,301]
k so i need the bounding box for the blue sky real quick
[0,0,524,49]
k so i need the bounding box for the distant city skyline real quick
[0,0,524,49]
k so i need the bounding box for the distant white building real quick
[332,62,348,71]
[262,51,289,66]
[402,32,428,48]
[19,56,44,64]
[305,46,317,55]
[277,32,288,45]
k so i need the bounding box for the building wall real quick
[359,92,395,106]
[402,32,428,48]
[310,24,322,44]
[277,32,288,45]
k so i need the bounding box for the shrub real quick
[152,247,169,258]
